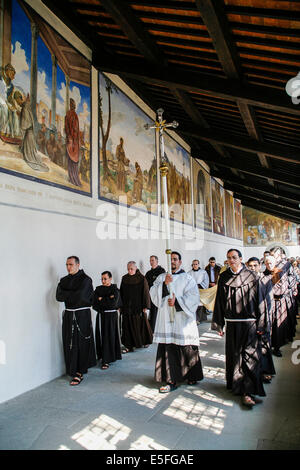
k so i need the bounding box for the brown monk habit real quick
[56,269,97,377]
[268,262,295,351]
[212,266,266,397]
[120,269,153,350]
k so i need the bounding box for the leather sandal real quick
[70,373,83,386]
[159,383,177,393]
[263,374,272,383]
[241,395,255,407]
[250,395,263,404]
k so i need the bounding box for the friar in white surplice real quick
[150,251,204,393]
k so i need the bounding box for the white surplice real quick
[150,271,200,346]
[188,268,209,290]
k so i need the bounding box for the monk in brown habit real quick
[268,247,297,357]
[258,255,276,384]
[212,248,267,408]
[120,261,153,352]
[56,256,96,385]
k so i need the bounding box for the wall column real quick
[51,53,57,129]
[30,21,39,126]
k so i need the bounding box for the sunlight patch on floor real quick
[124,384,166,409]
[203,365,226,381]
[163,395,226,435]
[187,389,233,407]
[129,434,168,450]
[209,352,225,362]
[201,331,222,338]
[199,349,209,357]
[71,414,131,450]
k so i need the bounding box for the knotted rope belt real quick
[64,307,92,350]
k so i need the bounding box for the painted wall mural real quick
[225,190,234,239]
[192,159,211,231]
[162,132,192,224]
[99,72,157,213]
[243,206,298,246]
[234,199,243,240]
[211,177,225,236]
[0,0,91,194]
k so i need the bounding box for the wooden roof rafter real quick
[41,0,300,224]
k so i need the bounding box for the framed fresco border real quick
[225,189,235,239]
[0,0,93,198]
[98,71,159,215]
[211,176,226,237]
[234,198,243,241]
[192,158,212,232]
[160,128,193,227]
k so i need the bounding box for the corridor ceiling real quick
[42,0,300,224]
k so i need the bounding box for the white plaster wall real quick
[0,193,243,403]
[0,0,289,404]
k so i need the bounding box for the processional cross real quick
[145,108,179,322]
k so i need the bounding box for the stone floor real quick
[0,320,299,450]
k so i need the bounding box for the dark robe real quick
[260,271,276,376]
[205,263,221,286]
[155,269,204,384]
[155,344,203,384]
[120,270,152,349]
[145,265,165,332]
[270,263,294,350]
[287,263,298,341]
[191,268,209,322]
[56,269,96,377]
[212,266,266,397]
[93,284,122,365]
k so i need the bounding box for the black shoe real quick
[273,349,282,357]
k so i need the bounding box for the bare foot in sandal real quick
[241,394,255,407]
[70,373,83,386]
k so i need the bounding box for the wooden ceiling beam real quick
[170,88,231,162]
[230,21,300,39]
[99,0,167,65]
[42,0,112,55]
[194,0,243,177]
[226,5,300,21]
[219,178,300,205]
[195,1,276,186]
[66,3,104,13]
[232,191,300,213]
[92,52,300,116]
[237,198,300,224]
[193,154,299,188]
[181,125,300,164]
[195,0,242,79]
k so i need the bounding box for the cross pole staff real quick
[145,108,179,322]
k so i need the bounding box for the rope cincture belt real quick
[64,307,92,350]
[225,318,256,322]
